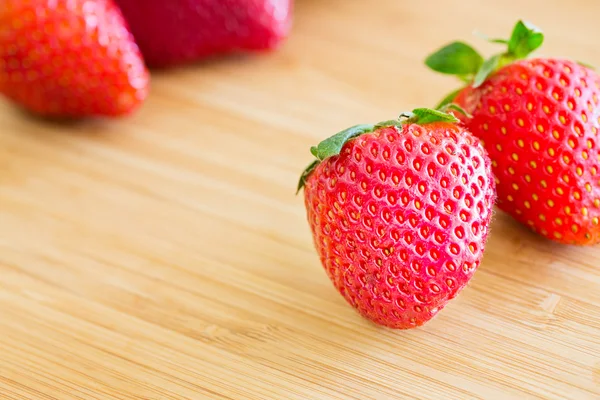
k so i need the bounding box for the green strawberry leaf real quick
[473,30,508,45]
[426,20,546,107]
[296,160,320,194]
[407,108,459,125]
[297,106,463,193]
[374,119,404,129]
[507,20,544,59]
[473,54,500,88]
[297,123,375,193]
[310,124,375,161]
[577,61,596,70]
[435,87,463,109]
[425,42,484,76]
[439,103,471,118]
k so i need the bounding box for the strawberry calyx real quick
[296,107,462,193]
[426,20,546,106]
[309,124,377,162]
[296,124,375,194]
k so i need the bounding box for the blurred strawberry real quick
[0,0,149,118]
[114,0,293,67]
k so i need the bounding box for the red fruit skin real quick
[454,58,600,244]
[0,0,149,118]
[114,0,293,68]
[303,123,495,329]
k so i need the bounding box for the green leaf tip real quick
[296,160,319,194]
[507,20,544,59]
[409,108,460,125]
[473,30,508,45]
[374,119,404,129]
[296,124,375,194]
[473,54,500,88]
[577,61,596,70]
[311,124,375,162]
[425,42,484,76]
[471,20,543,87]
[440,103,471,118]
[435,88,463,109]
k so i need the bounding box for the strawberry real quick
[297,109,496,329]
[113,0,293,68]
[0,0,149,118]
[426,21,600,245]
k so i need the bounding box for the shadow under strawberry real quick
[6,102,114,131]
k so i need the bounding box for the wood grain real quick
[1,0,600,399]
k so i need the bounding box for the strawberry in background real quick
[114,0,293,68]
[426,21,600,245]
[0,0,149,118]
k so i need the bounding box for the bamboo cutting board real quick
[1,0,600,399]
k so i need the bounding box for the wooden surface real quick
[1,1,600,399]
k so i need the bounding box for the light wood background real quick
[1,0,600,399]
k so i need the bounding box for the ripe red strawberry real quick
[113,0,293,68]
[0,0,149,118]
[297,109,496,329]
[426,21,600,245]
